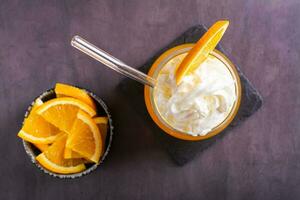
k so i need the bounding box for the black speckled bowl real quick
[22,88,113,179]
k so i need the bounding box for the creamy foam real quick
[153,53,237,136]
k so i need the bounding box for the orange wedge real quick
[55,83,96,110]
[64,147,83,159]
[18,99,61,144]
[66,110,102,163]
[34,143,49,152]
[33,132,65,152]
[36,134,86,174]
[64,116,108,159]
[35,97,96,133]
[94,117,108,156]
[175,20,229,84]
[94,117,108,143]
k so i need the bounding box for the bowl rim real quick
[144,44,242,141]
[22,87,114,179]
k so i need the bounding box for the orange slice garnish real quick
[175,20,229,84]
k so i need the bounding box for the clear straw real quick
[71,36,156,87]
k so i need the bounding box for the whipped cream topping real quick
[153,53,237,136]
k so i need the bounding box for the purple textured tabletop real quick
[0,0,299,200]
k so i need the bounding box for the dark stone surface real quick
[119,25,263,166]
[0,0,300,199]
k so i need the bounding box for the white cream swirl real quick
[153,53,237,136]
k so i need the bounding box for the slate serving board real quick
[118,25,263,166]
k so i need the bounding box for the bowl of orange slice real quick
[17,83,113,178]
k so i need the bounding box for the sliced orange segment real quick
[94,117,108,143]
[36,134,86,174]
[94,117,108,156]
[175,20,229,84]
[64,147,83,159]
[64,116,108,159]
[18,100,61,144]
[55,83,96,110]
[33,132,65,152]
[66,110,102,163]
[35,97,96,133]
[34,143,49,152]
